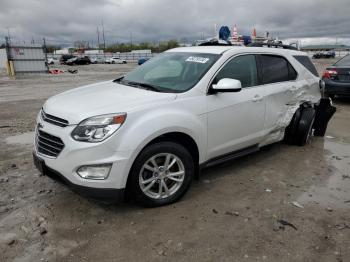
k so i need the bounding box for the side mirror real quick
[212,78,242,93]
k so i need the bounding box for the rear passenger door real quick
[257,54,299,139]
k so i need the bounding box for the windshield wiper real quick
[120,80,161,92]
[136,82,161,92]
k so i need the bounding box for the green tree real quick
[105,39,179,53]
[45,45,61,53]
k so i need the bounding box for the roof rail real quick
[247,42,298,50]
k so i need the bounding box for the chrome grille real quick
[41,110,69,127]
[36,130,65,158]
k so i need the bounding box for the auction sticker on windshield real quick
[186,56,210,63]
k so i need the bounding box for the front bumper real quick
[33,153,125,201]
[33,115,136,198]
[324,80,350,96]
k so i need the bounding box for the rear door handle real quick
[252,94,263,102]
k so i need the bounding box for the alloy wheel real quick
[139,153,185,199]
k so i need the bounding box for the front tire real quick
[128,142,194,207]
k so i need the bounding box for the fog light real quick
[77,164,112,180]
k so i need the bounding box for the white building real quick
[54,48,71,55]
[84,49,104,55]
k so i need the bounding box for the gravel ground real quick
[0,59,349,262]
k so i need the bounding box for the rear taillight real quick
[322,69,337,79]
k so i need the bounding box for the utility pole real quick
[101,20,106,50]
[43,38,49,72]
[5,36,13,76]
[97,26,100,49]
[6,27,11,43]
[130,31,133,50]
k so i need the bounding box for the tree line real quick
[42,39,180,53]
[1,39,181,53]
[104,39,179,53]
[0,39,182,53]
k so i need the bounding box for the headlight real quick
[71,113,126,142]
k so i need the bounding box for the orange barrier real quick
[49,69,64,74]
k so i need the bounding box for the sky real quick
[0,0,350,47]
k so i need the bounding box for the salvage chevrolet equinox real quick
[33,46,333,207]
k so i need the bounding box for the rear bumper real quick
[324,80,350,96]
[33,153,125,201]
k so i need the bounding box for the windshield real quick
[335,55,350,66]
[119,52,220,93]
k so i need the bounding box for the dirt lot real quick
[0,60,349,262]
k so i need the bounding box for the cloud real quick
[0,0,349,46]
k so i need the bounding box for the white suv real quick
[33,46,326,207]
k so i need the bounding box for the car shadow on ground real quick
[332,96,350,105]
[200,142,282,178]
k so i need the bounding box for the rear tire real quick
[284,106,316,146]
[295,107,316,146]
[284,108,301,145]
[128,142,194,207]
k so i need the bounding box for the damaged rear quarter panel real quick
[260,57,321,146]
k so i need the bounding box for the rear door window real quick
[259,55,297,84]
[288,63,298,80]
[293,55,319,77]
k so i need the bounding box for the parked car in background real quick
[322,54,350,98]
[60,54,76,64]
[105,57,127,64]
[313,50,336,59]
[66,56,91,65]
[138,58,150,65]
[91,57,106,64]
[34,46,334,207]
[47,58,58,65]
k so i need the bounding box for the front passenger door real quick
[206,54,266,159]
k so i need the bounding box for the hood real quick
[43,81,176,125]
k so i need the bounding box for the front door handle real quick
[252,94,263,102]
